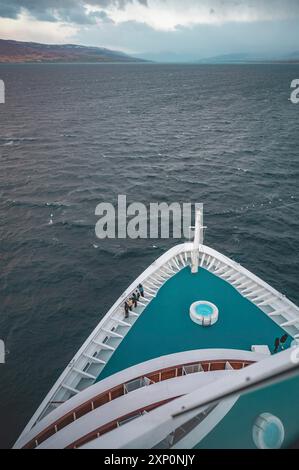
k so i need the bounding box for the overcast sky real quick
[0,1,299,60]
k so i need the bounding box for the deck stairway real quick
[35,244,299,425]
[37,252,191,422]
[197,251,299,342]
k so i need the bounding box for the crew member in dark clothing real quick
[274,337,280,354]
[280,334,289,350]
[138,284,145,297]
[135,289,140,301]
[132,292,138,308]
[124,301,129,319]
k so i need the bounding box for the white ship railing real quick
[199,245,299,339]
[16,241,299,444]
[19,349,259,449]
[17,242,194,438]
[81,348,298,450]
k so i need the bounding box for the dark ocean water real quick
[0,63,299,448]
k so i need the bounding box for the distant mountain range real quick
[1,40,299,65]
[197,52,299,64]
[0,39,146,63]
[134,51,299,64]
[132,51,199,63]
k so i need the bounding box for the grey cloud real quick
[86,0,148,8]
[1,0,299,26]
[0,0,21,19]
[0,0,148,23]
[89,10,115,23]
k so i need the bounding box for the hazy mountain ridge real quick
[0,39,146,63]
[197,52,299,64]
[134,51,299,64]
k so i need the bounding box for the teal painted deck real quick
[197,374,299,449]
[98,267,292,381]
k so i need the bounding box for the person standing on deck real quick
[138,284,145,298]
[124,301,129,319]
[135,289,140,301]
[280,334,289,350]
[274,337,280,354]
[132,292,138,308]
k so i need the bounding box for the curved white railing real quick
[15,349,263,449]
[15,241,299,447]
[198,245,299,338]
[15,242,194,443]
[81,348,298,449]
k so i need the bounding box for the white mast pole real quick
[191,207,204,274]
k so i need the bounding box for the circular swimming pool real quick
[253,413,285,449]
[190,301,219,327]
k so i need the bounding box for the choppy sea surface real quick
[0,63,299,448]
